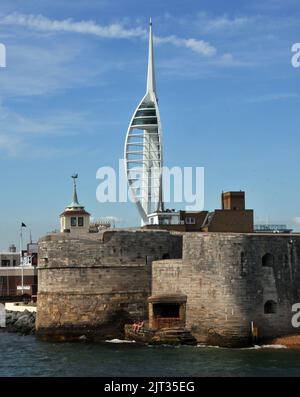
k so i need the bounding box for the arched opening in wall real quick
[262,253,275,267]
[162,253,170,259]
[264,300,277,314]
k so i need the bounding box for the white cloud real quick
[293,217,300,225]
[1,13,147,39]
[0,13,218,57]
[183,38,216,56]
[154,34,216,56]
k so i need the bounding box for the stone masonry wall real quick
[36,229,182,341]
[152,233,300,347]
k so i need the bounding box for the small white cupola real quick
[60,174,90,233]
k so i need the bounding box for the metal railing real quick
[153,317,183,329]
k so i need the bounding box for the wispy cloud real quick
[245,93,299,103]
[154,35,216,56]
[160,10,298,68]
[0,40,128,99]
[1,13,146,39]
[197,13,255,33]
[0,133,20,156]
[0,13,218,57]
[0,102,112,157]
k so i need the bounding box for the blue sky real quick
[0,0,300,249]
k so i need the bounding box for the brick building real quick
[0,244,38,300]
[145,191,254,233]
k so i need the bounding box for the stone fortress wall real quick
[152,233,300,347]
[36,229,182,341]
[36,228,300,346]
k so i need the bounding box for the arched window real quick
[262,253,274,267]
[264,300,277,314]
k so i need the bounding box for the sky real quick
[0,0,300,249]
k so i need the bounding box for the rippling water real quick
[1,332,300,377]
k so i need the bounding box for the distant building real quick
[89,219,111,232]
[0,244,20,267]
[254,224,293,234]
[26,242,38,267]
[0,243,38,300]
[202,191,254,233]
[145,191,254,233]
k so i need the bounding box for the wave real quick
[197,344,287,350]
[259,344,287,349]
[241,344,287,350]
[197,344,222,349]
[105,339,136,344]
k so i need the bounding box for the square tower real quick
[222,191,246,211]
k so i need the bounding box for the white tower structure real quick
[124,19,165,226]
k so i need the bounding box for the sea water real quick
[1,332,300,377]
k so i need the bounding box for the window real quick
[132,117,158,126]
[78,217,84,227]
[262,253,274,267]
[135,109,156,117]
[153,303,180,318]
[13,260,16,267]
[1,260,10,267]
[139,102,155,109]
[264,300,277,314]
[71,217,77,227]
[159,217,170,225]
[185,217,196,225]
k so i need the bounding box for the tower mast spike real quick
[146,18,156,94]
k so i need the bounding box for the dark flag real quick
[21,222,27,228]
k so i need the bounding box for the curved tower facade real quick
[124,20,164,226]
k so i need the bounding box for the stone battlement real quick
[152,232,300,347]
[36,229,182,341]
[36,229,300,346]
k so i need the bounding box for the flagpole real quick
[20,225,24,296]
